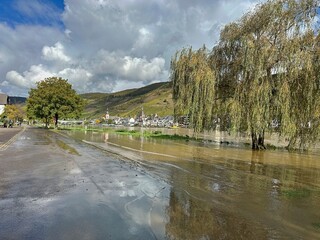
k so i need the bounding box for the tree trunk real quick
[45,118,49,128]
[251,130,266,150]
[54,113,58,128]
[287,134,297,150]
[251,132,257,149]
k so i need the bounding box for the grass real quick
[58,125,110,132]
[281,188,311,198]
[114,129,195,141]
[312,222,320,230]
[152,133,192,140]
[80,81,172,119]
[115,129,140,136]
[56,139,79,155]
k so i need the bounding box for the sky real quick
[0,0,261,97]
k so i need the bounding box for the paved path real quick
[0,126,25,151]
[0,127,167,240]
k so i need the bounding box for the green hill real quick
[81,82,174,119]
[9,96,27,104]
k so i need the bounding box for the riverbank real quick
[58,125,316,151]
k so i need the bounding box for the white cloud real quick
[62,0,136,55]
[122,56,166,82]
[4,45,167,94]
[0,23,64,95]
[93,50,167,82]
[112,80,145,93]
[0,51,5,64]
[133,28,154,50]
[6,64,53,89]
[42,42,71,62]
[58,67,93,92]
[5,71,26,88]
[5,64,95,94]
[1,0,263,96]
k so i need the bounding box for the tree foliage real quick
[171,0,320,150]
[2,104,25,122]
[171,46,215,134]
[26,77,84,127]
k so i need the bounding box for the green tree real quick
[283,30,320,150]
[210,22,244,131]
[2,104,25,123]
[218,0,320,150]
[171,46,216,135]
[26,77,84,128]
[171,0,320,150]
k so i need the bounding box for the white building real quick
[0,93,8,115]
[129,117,135,126]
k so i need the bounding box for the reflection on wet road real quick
[0,128,167,239]
[65,129,320,239]
[1,127,320,239]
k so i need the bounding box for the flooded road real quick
[0,128,167,239]
[64,128,320,239]
[1,127,320,239]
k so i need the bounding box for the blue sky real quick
[0,0,261,96]
[0,0,64,27]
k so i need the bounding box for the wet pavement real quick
[0,126,24,151]
[66,129,320,240]
[0,127,168,239]
[2,127,320,239]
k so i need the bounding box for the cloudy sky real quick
[0,0,261,97]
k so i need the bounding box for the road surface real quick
[0,127,167,240]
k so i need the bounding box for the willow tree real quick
[213,0,320,150]
[210,22,245,131]
[171,46,216,134]
[171,0,320,150]
[282,30,320,150]
[26,77,84,128]
[266,0,320,150]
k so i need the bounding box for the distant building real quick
[136,106,148,126]
[129,117,135,126]
[105,109,109,120]
[0,93,9,115]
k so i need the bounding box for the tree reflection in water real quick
[65,130,320,239]
[165,186,268,240]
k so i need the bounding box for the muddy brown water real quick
[64,128,320,239]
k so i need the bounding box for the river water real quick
[64,127,320,239]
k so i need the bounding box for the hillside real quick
[81,82,174,118]
[9,96,27,104]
